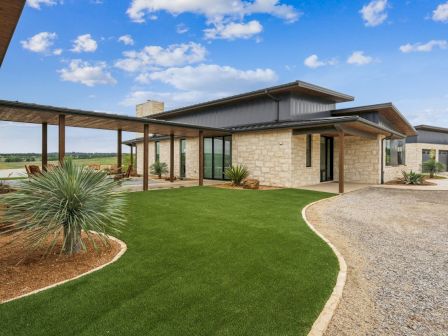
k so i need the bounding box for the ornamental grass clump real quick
[1,158,126,256]
[422,159,445,178]
[225,165,249,186]
[150,161,168,179]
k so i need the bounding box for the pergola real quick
[0,100,229,191]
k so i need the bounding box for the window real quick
[180,139,186,178]
[439,151,448,172]
[203,136,232,180]
[155,141,160,162]
[422,149,435,163]
[306,134,312,167]
[384,139,405,166]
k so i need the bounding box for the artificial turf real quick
[0,187,338,336]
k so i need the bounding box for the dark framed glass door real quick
[320,136,334,182]
[203,136,232,180]
[439,150,448,172]
[180,139,186,178]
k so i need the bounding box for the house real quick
[406,125,448,173]
[125,81,417,190]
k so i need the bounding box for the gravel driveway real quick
[307,187,448,336]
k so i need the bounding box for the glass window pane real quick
[204,138,213,179]
[213,138,223,179]
[180,139,186,178]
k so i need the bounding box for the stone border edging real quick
[302,196,347,336]
[1,235,127,304]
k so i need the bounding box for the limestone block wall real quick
[405,143,448,173]
[334,135,382,184]
[136,137,198,179]
[291,134,321,187]
[232,129,293,187]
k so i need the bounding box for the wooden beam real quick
[42,122,48,171]
[198,130,204,186]
[143,124,149,191]
[339,132,345,194]
[58,115,65,164]
[169,134,174,182]
[117,129,122,171]
[130,145,134,168]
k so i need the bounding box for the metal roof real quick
[414,125,448,134]
[332,103,416,136]
[148,81,354,120]
[0,1,25,67]
[0,100,230,136]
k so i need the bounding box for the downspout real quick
[265,90,280,122]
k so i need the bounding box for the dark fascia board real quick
[148,81,354,119]
[414,124,448,134]
[0,1,26,67]
[0,99,230,134]
[332,103,416,136]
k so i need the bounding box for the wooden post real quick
[198,130,204,186]
[143,124,149,191]
[58,115,65,164]
[42,122,48,171]
[130,145,134,168]
[117,129,122,172]
[169,134,175,182]
[339,132,345,194]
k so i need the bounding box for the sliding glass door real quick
[320,136,334,182]
[204,136,232,180]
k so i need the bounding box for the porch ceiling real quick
[0,0,25,66]
[0,100,230,137]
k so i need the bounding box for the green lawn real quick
[0,187,338,336]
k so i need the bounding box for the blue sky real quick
[1,0,448,153]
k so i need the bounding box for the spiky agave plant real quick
[225,165,249,186]
[1,158,126,256]
[150,161,168,179]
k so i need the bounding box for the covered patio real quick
[0,100,229,191]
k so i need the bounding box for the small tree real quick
[1,158,126,256]
[225,165,249,186]
[422,159,445,178]
[150,161,168,179]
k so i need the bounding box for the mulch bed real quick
[0,232,121,303]
[385,180,436,186]
[213,183,282,190]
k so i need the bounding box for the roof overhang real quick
[332,103,417,137]
[149,81,354,119]
[414,124,448,134]
[0,0,25,67]
[0,100,230,137]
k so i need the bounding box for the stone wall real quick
[405,143,448,173]
[291,134,321,187]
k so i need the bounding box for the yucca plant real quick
[0,158,126,256]
[400,170,425,185]
[225,165,249,186]
[422,159,445,178]
[150,161,168,179]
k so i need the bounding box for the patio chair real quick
[113,165,133,181]
[25,165,42,177]
[88,164,101,171]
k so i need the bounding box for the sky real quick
[1,0,448,153]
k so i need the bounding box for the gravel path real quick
[307,188,448,336]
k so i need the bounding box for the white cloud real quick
[360,0,388,27]
[71,34,98,53]
[176,23,189,34]
[126,0,300,23]
[27,0,60,9]
[347,51,374,65]
[53,48,63,55]
[114,42,206,72]
[118,35,135,46]
[432,2,448,23]
[21,32,57,53]
[304,54,337,69]
[144,63,277,92]
[400,40,447,53]
[204,20,263,40]
[58,60,116,87]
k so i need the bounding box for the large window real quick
[306,134,312,167]
[155,141,160,162]
[439,150,448,172]
[179,139,186,178]
[204,136,232,180]
[384,139,405,166]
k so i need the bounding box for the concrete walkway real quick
[307,188,448,335]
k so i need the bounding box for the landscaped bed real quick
[0,187,338,336]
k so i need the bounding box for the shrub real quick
[225,165,249,186]
[1,158,126,256]
[150,161,168,179]
[422,159,445,178]
[400,170,425,185]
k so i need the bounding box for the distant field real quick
[0,157,118,170]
